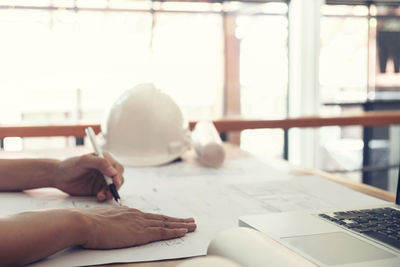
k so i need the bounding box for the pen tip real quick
[116,199,122,206]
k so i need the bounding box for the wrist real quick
[47,159,63,188]
[20,159,60,189]
[50,160,61,187]
[67,209,92,247]
[21,159,61,189]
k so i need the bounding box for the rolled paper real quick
[191,121,225,168]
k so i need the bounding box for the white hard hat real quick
[101,83,191,167]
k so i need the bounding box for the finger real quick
[96,190,107,202]
[112,173,124,190]
[143,213,195,223]
[146,227,188,241]
[103,152,121,167]
[145,220,197,232]
[102,151,114,161]
[80,154,118,177]
[91,174,108,196]
[104,153,125,173]
[103,152,124,182]
[113,163,124,189]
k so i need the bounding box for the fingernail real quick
[106,166,118,176]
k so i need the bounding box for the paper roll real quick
[191,121,225,168]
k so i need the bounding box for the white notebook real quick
[177,227,306,267]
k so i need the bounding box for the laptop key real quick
[363,231,400,250]
[355,227,379,233]
[345,223,359,229]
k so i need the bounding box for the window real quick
[319,3,400,191]
[238,6,288,158]
[0,0,289,155]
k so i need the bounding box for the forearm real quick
[0,159,59,191]
[0,209,87,266]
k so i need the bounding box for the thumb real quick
[80,154,118,177]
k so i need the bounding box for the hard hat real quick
[101,83,191,167]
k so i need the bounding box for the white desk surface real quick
[0,144,395,267]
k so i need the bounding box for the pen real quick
[85,127,121,205]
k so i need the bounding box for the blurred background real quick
[1,0,400,192]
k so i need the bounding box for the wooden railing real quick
[0,111,398,201]
[0,111,400,138]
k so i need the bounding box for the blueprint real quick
[0,155,388,266]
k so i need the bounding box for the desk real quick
[0,144,395,267]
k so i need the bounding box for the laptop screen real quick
[396,167,400,205]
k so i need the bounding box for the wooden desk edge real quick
[298,167,396,203]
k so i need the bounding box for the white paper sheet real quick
[0,157,388,266]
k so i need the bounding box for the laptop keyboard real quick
[319,207,400,250]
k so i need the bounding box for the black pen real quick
[85,127,121,205]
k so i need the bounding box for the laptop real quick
[239,170,400,266]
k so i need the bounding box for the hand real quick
[0,207,196,266]
[79,206,196,249]
[54,153,124,201]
